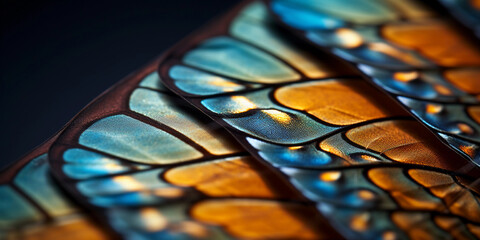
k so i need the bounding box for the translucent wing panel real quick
[0,150,108,239]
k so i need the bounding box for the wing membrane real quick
[159,1,480,239]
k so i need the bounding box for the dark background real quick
[0,0,241,170]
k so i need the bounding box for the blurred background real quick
[0,0,241,170]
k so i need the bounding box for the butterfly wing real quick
[5,0,480,239]
[160,1,480,239]
[268,0,480,168]
[47,50,340,238]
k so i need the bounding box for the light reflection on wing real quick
[48,56,340,239]
[270,0,480,171]
[159,1,480,239]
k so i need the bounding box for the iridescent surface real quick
[270,0,480,171]
[63,148,149,179]
[0,185,42,229]
[360,65,479,103]
[160,1,480,239]
[201,89,335,144]
[0,153,107,240]
[50,61,344,239]
[79,114,203,164]
[6,0,478,239]
[14,154,76,217]
[273,0,398,25]
[130,88,238,156]
[53,71,241,238]
[281,165,480,239]
[139,71,168,91]
[183,37,300,83]
[222,108,333,144]
[230,4,336,79]
[398,97,480,142]
[332,43,433,69]
[77,169,169,198]
[170,65,248,96]
[247,137,341,168]
[166,63,480,238]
